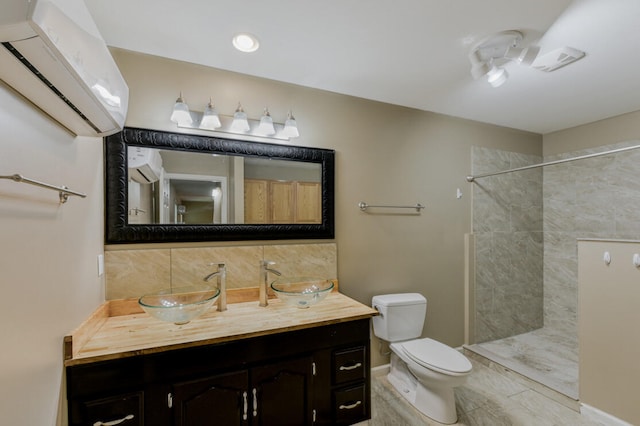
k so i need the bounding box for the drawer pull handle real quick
[339,400,362,410]
[93,414,134,426]
[252,388,258,416]
[339,362,362,371]
[242,391,248,420]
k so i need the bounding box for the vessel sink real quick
[139,285,220,325]
[271,278,334,308]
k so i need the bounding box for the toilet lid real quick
[400,338,472,374]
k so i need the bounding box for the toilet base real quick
[387,353,459,424]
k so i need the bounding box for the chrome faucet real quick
[204,262,227,312]
[260,260,281,307]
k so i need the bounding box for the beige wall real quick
[0,46,544,426]
[0,84,105,425]
[543,109,640,155]
[578,240,640,424]
[111,48,542,367]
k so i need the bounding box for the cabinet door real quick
[172,370,249,426]
[244,179,269,224]
[251,356,314,426]
[269,181,295,223]
[295,182,321,224]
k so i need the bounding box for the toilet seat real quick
[398,338,472,376]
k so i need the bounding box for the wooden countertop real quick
[64,291,378,367]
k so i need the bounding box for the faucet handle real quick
[261,260,276,267]
[208,262,226,268]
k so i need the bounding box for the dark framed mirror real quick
[105,127,335,243]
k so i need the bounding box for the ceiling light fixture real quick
[170,92,192,125]
[169,96,300,140]
[486,66,508,88]
[468,30,539,88]
[232,33,260,53]
[468,30,586,87]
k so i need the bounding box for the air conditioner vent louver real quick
[0,0,128,136]
[2,41,101,133]
[532,47,586,72]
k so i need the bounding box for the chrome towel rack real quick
[0,174,87,203]
[358,201,424,212]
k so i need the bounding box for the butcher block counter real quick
[65,290,378,425]
[64,290,378,366]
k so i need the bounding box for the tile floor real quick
[465,326,579,399]
[365,352,612,426]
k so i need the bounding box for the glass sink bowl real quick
[138,285,220,325]
[270,277,334,308]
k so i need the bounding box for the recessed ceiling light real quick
[232,33,260,53]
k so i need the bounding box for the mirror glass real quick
[106,128,334,243]
[128,147,322,225]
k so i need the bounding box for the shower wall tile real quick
[474,140,640,349]
[543,139,640,329]
[472,146,544,343]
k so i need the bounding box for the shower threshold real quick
[464,327,579,401]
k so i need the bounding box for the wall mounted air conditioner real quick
[128,146,162,184]
[0,0,128,136]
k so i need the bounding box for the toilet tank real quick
[372,293,427,342]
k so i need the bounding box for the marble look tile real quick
[105,249,171,299]
[263,243,337,279]
[170,246,264,289]
[371,355,606,426]
[468,327,579,400]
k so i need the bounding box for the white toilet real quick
[372,293,472,424]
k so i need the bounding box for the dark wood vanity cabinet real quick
[67,319,370,426]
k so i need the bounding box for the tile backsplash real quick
[105,243,337,300]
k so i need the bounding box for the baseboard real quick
[580,404,633,426]
[371,363,390,376]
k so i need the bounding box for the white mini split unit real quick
[0,0,128,136]
[127,147,162,184]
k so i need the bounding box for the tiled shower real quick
[467,140,640,399]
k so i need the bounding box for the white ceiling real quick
[85,0,640,134]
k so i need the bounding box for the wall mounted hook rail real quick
[358,201,424,212]
[0,174,87,203]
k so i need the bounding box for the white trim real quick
[371,364,390,376]
[580,404,633,426]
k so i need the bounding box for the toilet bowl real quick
[389,338,471,424]
[372,293,472,424]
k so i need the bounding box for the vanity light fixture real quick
[283,111,300,138]
[232,33,260,53]
[170,92,192,125]
[169,96,300,140]
[257,108,276,136]
[230,103,250,132]
[199,98,221,130]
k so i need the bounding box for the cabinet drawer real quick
[333,346,366,384]
[71,391,143,426]
[333,384,367,425]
